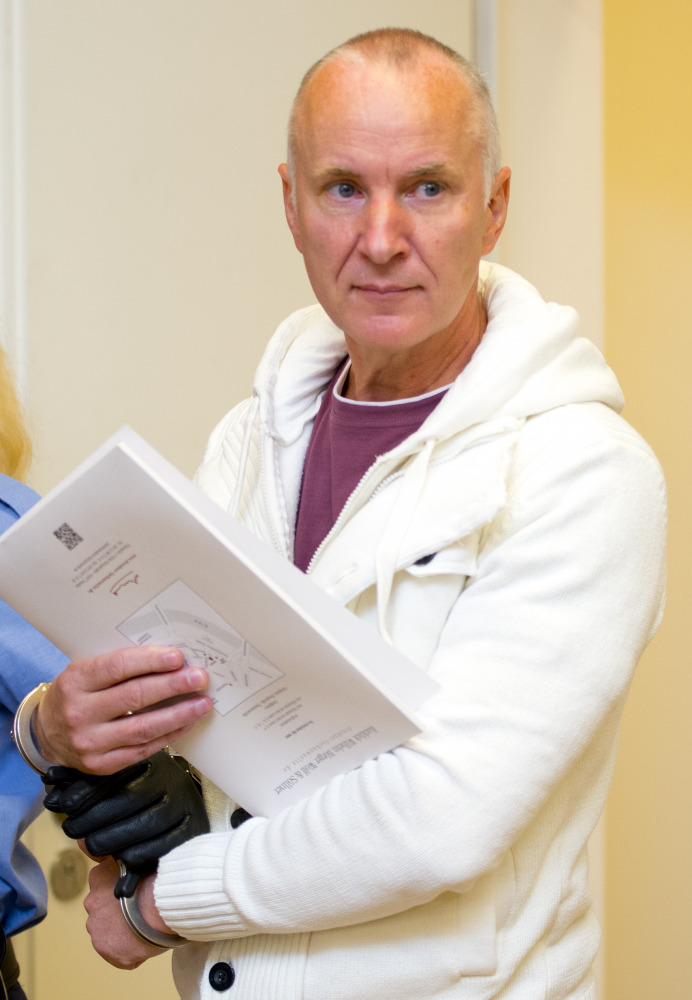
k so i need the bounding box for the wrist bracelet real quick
[11,683,54,776]
[119,866,187,950]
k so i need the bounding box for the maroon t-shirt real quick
[294,361,449,572]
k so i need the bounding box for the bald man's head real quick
[286,28,501,200]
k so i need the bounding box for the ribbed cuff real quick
[154,831,249,940]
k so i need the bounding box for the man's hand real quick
[43,750,210,897]
[85,858,169,969]
[33,646,212,773]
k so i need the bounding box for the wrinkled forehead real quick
[295,54,480,160]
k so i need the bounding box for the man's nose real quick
[357,196,411,263]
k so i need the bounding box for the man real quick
[23,28,666,1000]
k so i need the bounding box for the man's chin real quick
[342,314,430,351]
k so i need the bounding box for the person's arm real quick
[0,781,45,935]
[0,589,70,935]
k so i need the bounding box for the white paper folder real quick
[0,427,438,816]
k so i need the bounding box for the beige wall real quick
[497,0,604,348]
[603,3,691,997]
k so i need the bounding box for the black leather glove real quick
[43,750,210,897]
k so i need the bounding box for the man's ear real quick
[278,163,303,254]
[481,166,511,256]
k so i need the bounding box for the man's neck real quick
[343,301,487,402]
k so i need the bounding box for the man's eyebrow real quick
[313,163,455,184]
[406,163,449,178]
[313,166,363,183]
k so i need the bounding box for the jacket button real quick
[209,962,235,991]
[414,552,436,565]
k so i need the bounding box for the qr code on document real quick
[53,523,84,551]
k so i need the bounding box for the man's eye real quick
[333,182,357,198]
[418,181,442,197]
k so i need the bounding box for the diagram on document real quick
[117,579,284,715]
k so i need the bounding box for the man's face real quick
[279,56,509,373]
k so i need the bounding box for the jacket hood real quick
[253,262,624,450]
[447,262,623,426]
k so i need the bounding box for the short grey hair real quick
[286,27,502,200]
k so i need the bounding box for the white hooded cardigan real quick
[154,263,667,1000]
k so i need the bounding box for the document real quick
[0,427,438,816]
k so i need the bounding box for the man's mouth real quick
[353,283,417,296]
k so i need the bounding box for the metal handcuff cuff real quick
[118,864,186,949]
[11,683,54,775]
[11,683,187,950]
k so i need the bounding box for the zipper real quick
[304,457,391,575]
[304,451,419,576]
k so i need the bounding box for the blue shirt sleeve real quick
[0,475,70,936]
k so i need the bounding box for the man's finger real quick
[63,646,188,695]
[106,695,211,747]
[65,717,208,775]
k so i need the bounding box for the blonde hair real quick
[0,344,32,479]
[287,27,501,199]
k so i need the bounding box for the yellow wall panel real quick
[604,3,692,998]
